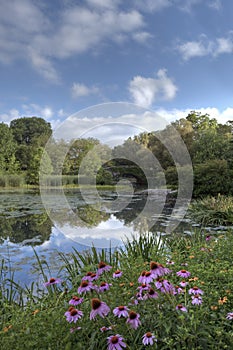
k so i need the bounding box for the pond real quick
[0,189,228,286]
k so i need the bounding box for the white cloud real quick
[177,32,233,60]
[71,83,100,98]
[208,0,222,10]
[135,0,171,13]
[0,1,150,82]
[129,69,178,108]
[132,31,153,44]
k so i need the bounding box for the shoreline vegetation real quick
[1,231,233,349]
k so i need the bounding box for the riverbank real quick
[1,230,233,349]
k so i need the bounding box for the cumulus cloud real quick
[0,0,151,82]
[135,0,171,13]
[177,32,233,60]
[129,69,177,108]
[208,0,222,10]
[71,83,100,98]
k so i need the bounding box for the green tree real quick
[0,122,18,173]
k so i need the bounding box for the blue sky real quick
[1,0,233,130]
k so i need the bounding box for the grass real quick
[188,194,233,226]
[0,230,233,349]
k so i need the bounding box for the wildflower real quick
[166,260,175,265]
[211,306,218,310]
[176,270,191,278]
[189,277,198,282]
[138,270,147,283]
[145,287,159,299]
[206,235,212,241]
[97,261,112,275]
[90,298,110,320]
[142,332,157,346]
[65,307,83,323]
[70,326,81,333]
[180,280,188,288]
[100,326,113,332]
[44,278,61,287]
[113,270,123,278]
[226,312,233,320]
[174,285,184,295]
[78,280,95,294]
[142,271,154,284]
[150,261,171,278]
[176,304,188,312]
[188,286,204,295]
[82,272,95,281]
[107,334,126,350]
[155,278,175,294]
[113,305,129,318]
[126,311,141,329]
[3,325,12,332]
[137,283,149,293]
[99,282,112,293]
[218,296,228,305]
[69,296,84,306]
[32,309,40,315]
[191,294,203,305]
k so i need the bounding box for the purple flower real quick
[69,296,84,306]
[139,271,154,284]
[98,282,112,293]
[97,261,112,275]
[77,280,95,294]
[155,278,175,294]
[65,307,83,323]
[226,312,233,320]
[206,235,212,241]
[107,334,126,350]
[90,298,110,320]
[144,287,159,300]
[113,306,129,318]
[142,332,157,346]
[191,294,203,305]
[180,280,188,288]
[44,278,61,287]
[166,260,175,265]
[113,270,123,278]
[138,270,147,283]
[176,270,191,278]
[150,261,171,278]
[70,326,81,333]
[126,311,141,329]
[188,286,204,295]
[174,286,184,295]
[137,283,149,294]
[82,272,99,281]
[176,304,188,312]
[100,326,113,332]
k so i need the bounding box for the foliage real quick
[1,231,233,349]
[188,194,233,226]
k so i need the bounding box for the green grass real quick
[1,231,233,349]
[188,194,233,226]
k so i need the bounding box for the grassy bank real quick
[1,231,233,349]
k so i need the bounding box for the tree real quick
[0,122,18,173]
[10,116,52,147]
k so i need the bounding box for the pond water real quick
[0,189,228,286]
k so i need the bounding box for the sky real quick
[1,0,233,134]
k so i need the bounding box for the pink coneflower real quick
[166,260,175,265]
[97,261,112,275]
[69,296,84,306]
[137,283,149,293]
[206,235,212,241]
[70,326,81,333]
[180,280,188,288]
[176,304,188,312]
[44,277,61,287]
[144,287,159,300]
[113,305,129,318]
[138,270,147,283]
[191,294,203,305]
[107,334,126,350]
[174,285,184,295]
[188,286,204,295]
[99,282,112,293]
[90,298,110,320]
[141,271,154,284]
[77,280,95,294]
[142,332,157,346]
[226,312,233,320]
[150,261,171,278]
[82,272,95,281]
[126,311,141,329]
[155,278,175,294]
[100,326,113,332]
[176,270,191,278]
[64,307,83,323]
[113,270,123,278]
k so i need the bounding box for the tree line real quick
[0,111,232,197]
